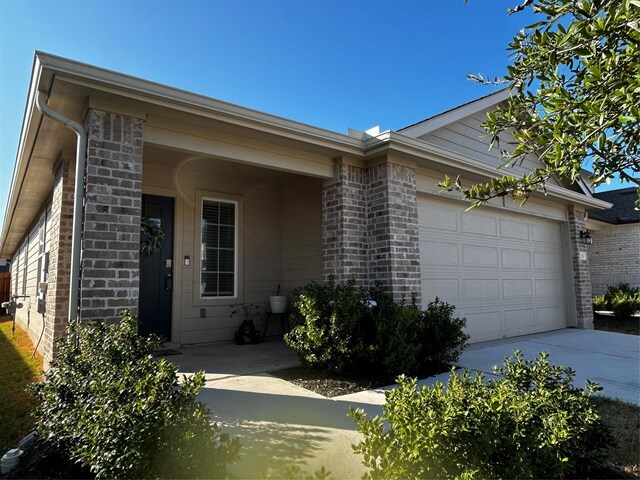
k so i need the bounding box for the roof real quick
[0,54,613,257]
[398,87,512,138]
[588,187,640,224]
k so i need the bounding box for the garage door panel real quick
[502,249,532,269]
[503,279,533,298]
[462,245,498,267]
[499,219,530,240]
[419,204,458,231]
[532,223,561,244]
[536,306,565,330]
[534,279,563,299]
[421,242,458,266]
[464,311,503,343]
[419,196,567,343]
[423,279,459,303]
[462,212,497,236]
[463,279,500,300]
[503,309,535,335]
[533,251,562,271]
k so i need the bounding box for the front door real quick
[139,194,174,339]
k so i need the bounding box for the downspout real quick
[35,91,86,324]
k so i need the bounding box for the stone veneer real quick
[80,109,143,321]
[568,206,594,329]
[43,160,74,367]
[322,159,422,303]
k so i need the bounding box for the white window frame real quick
[194,190,243,306]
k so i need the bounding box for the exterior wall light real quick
[579,230,593,245]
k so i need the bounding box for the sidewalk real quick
[172,329,640,478]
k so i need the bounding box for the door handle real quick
[164,272,173,291]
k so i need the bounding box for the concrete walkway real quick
[171,329,639,479]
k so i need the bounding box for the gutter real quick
[35,91,85,324]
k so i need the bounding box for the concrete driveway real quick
[171,329,639,479]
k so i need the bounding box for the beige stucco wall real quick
[142,154,323,345]
[588,223,640,294]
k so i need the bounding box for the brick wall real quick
[81,109,143,321]
[588,223,640,294]
[568,206,594,329]
[322,158,422,303]
[43,160,74,366]
[366,162,421,303]
[322,163,368,283]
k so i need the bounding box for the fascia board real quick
[400,88,512,138]
[36,52,364,155]
[365,132,614,210]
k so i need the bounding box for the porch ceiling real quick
[143,145,321,185]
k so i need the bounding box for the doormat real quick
[153,349,183,357]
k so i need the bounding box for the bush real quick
[284,278,469,378]
[29,311,240,479]
[595,284,640,318]
[284,278,379,374]
[610,291,640,318]
[375,297,469,377]
[350,351,611,480]
[592,294,607,312]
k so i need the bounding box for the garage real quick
[418,196,568,343]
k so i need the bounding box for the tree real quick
[440,0,640,207]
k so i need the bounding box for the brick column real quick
[568,206,594,329]
[322,161,368,284]
[367,162,421,303]
[43,159,74,367]
[81,109,143,322]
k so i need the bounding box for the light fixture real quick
[579,230,593,245]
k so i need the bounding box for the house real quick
[586,187,640,294]
[0,52,612,366]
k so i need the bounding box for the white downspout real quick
[35,91,86,324]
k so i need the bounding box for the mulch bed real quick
[269,366,393,397]
[269,365,449,398]
[594,313,640,336]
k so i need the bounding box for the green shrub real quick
[285,278,468,378]
[284,278,378,374]
[601,283,640,318]
[592,294,607,312]
[375,298,469,377]
[610,291,640,318]
[29,311,240,479]
[350,351,611,480]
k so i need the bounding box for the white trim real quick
[400,89,513,138]
[194,191,243,306]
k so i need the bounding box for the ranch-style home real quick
[1,52,612,366]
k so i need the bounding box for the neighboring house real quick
[586,187,640,294]
[0,52,611,366]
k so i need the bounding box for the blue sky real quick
[0,0,625,231]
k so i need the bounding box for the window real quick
[201,199,236,297]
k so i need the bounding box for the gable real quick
[407,106,560,186]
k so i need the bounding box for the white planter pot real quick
[269,296,287,314]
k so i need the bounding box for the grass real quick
[0,314,43,453]
[593,396,640,478]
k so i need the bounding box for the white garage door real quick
[418,197,567,343]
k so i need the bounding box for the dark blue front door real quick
[139,194,174,339]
